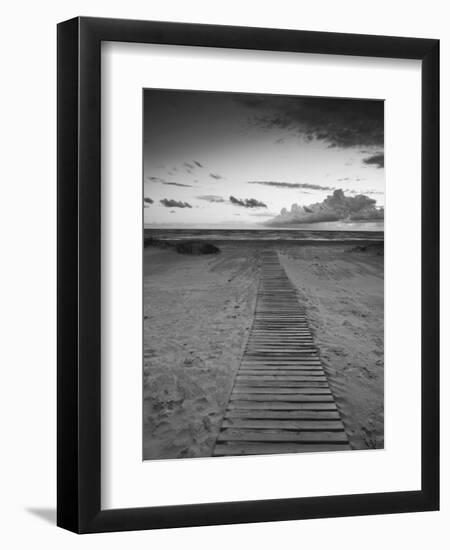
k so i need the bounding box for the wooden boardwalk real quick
[213,250,350,457]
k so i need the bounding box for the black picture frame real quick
[57,16,439,533]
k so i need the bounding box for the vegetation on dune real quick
[144,237,220,255]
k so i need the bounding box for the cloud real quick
[210,173,223,180]
[363,153,384,168]
[236,95,384,149]
[197,195,225,203]
[230,196,267,208]
[144,197,154,204]
[160,199,192,208]
[161,181,193,188]
[267,189,383,226]
[146,175,193,187]
[248,180,334,191]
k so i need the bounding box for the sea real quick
[144,228,384,244]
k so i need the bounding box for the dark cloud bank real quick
[230,196,267,208]
[236,95,384,149]
[268,189,383,226]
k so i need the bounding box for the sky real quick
[143,89,384,231]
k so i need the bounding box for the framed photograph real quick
[57,17,439,533]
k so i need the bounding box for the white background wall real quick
[0,0,447,547]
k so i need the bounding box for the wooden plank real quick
[249,333,312,335]
[232,387,331,394]
[251,333,311,336]
[246,346,315,349]
[248,337,313,340]
[241,363,322,366]
[254,318,307,321]
[237,370,323,376]
[249,331,312,336]
[250,335,312,338]
[225,410,340,419]
[245,350,318,353]
[241,360,321,364]
[234,380,329,388]
[247,343,314,346]
[248,338,313,340]
[228,401,337,410]
[253,325,309,327]
[245,351,316,355]
[244,357,319,361]
[248,330,312,334]
[243,353,319,363]
[255,316,307,319]
[251,327,311,339]
[218,430,348,443]
[251,329,311,332]
[239,367,323,372]
[246,352,317,355]
[252,314,309,319]
[248,336,313,339]
[239,371,324,375]
[222,419,344,430]
[247,342,314,345]
[246,349,316,354]
[247,341,314,345]
[241,362,322,366]
[247,337,314,347]
[239,363,324,374]
[213,442,350,456]
[241,361,322,366]
[247,340,314,343]
[246,354,312,359]
[230,393,333,402]
[246,345,316,349]
[250,335,311,337]
[237,377,326,383]
[245,356,319,359]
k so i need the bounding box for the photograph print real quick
[143,89,384,460]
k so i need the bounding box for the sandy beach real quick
[143,241,384,459]
[279,244,384,450]
[143,244,259,459]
